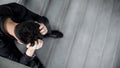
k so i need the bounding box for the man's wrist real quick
[26,48,36,57]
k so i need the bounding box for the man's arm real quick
[20,39,43,65]
[0,2,51,35]
[0,3,46,23]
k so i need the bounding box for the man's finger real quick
[41,31,47,35]
[40,25,44,30]
[26,43,31,48]
[40,28,46,33]
[36,39,43,49]
[39,23,45,29]
[40,28,48,35]
[38,39,43,45]
[34,41,37,46]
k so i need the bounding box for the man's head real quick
[14,20,44,45]
[14,16,51,45]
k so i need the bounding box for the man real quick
[0,2,63,68]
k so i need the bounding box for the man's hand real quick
[39,23,48,35]
[26,39,43,50]
[26,39,43,57]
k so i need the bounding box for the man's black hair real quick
[14,20,43,45]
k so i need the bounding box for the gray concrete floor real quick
[1,0,120,68]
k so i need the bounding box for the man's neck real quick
[4,18,18,38]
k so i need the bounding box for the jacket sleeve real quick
[20,53,35,65]
[0,4,13,16]
[0,2,45,23]
[0,2,51,33]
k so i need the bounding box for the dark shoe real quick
[45,30,63,38]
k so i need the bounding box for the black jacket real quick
[0,2,48,65]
